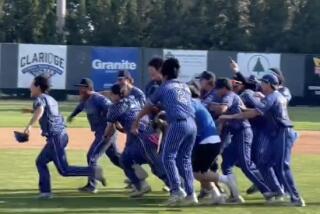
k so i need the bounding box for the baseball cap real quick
[260,74,279,86]
[118,70,132,79]
[215,78,233,90]
[200,71,216,81]
[74,78,94,88]
[269,68,284,84]
[110,83,122,95]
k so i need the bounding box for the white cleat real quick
[38,193,53,199]
[225,195,245,204]
[129,182,152,198]
[161,188,187,206]
[291,198,306,207]
[180,193,199,206]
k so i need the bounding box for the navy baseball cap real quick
[118,70,132,79]
[215,78,233,90]
[260,74,279,86]
[74,78,94,88]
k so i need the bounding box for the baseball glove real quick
[14,131,29,143]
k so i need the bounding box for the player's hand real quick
[218,115,233,122]
[254,92,265,99]
[67,116,73,123]
[24,125,32,135]
[230,59,240,73]
[22,108,33,114]
[131,121,140,136]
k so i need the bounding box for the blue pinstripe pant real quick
[36,132,94,193]
[162,117,197,195]
[221,127,270,194]
[258,128,301,202]
[87,129,120,188]
[121,133,169,189]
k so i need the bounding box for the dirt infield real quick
[0,128,318,155]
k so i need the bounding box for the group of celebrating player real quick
[23,56,305,207]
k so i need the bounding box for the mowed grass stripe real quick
[0,101,320,130]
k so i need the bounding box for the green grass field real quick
[0,100,320,130]
[0,150,319,214]
[0,100,319,213]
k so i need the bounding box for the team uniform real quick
[35,94,96,194]
[149,79,197,196]
[107,96,168,191]
[220,92,271,196]
[70,92,121,189]
[191,99,221,173]
[254,90,303,203]
[145,80,162,98]
[129,86,146,108]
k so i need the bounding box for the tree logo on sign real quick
[247,55,271,78]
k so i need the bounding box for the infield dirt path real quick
[0,128,319,155]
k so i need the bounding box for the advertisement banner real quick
[305,55,320,98]
[18,44,67,89]
[237,53,281,78]
[91,47,140,91]
[163,49,208,82]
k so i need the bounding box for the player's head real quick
[161,58,180,80]
[74,78,94,100]
[30,75,50,97]
[215,78,233,97]
[110,83,126,103]
[269,68,285,85]
[188,80,201,98]
[148,57,163,81]
[260,74,279,94]
[199,71,216,93]
[118,70,134,87]
[231,80,244,94]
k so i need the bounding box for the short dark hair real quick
[215,78,233,91]
[148,57,163,70]
[110,83,126,98]
[34,75,50,93]
[161,58,180,80]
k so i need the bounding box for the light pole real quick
[56,0,66,34]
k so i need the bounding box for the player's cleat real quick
[225,195,245,204]
[180,193,199,206]
[94,166,107,187]
[197,189,211,199]
[38,193,53,199]
[162,188,187,206]
[78,185,98,194]
[246,184,258,195]
[291,198,306,207]
[162,186,170,192]
[211,195,226,205]
[129,181,152,198]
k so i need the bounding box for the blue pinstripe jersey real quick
[149,79,194,123]
[278,86,292,103]
[107,96,150,136]
[200,89,220,119]
[129,86,146,108]
[221,91,251,131]
[145,80,162,98]
[192,99,219,143]
[71,93,111,132]
[33,94,65,137]
[255,91,293,135]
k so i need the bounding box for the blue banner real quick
[91,47,140,91]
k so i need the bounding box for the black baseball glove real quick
[14,131,29,143]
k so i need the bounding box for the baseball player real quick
[132,58,198,206]
[219,74,305,207]
[105,83,169,198]
[117,70,146,107]
[188,82,224,205]
[67,78,121,193]
[24,75,105,199]
[269,68,292,102]
[212,78,273,204]
[145,57,163,98]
